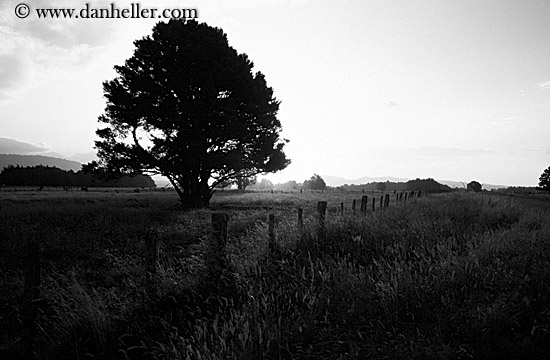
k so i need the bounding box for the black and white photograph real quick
[1,0,550,358]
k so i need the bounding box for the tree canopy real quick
[539,165,550,191]
[87,19,289,208]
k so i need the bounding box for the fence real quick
[7,190,425,356]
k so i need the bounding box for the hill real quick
[0,154,82,172]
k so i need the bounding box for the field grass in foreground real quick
[1,191,549,359]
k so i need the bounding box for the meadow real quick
[1,188,549,359]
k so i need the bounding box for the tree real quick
[539,165,550,191]
[235,172,256,192]
[273,180,299,190]
[376,182,387,192]
[303,174,326,190]
[405,178,451,192]
[216,179,233,190]
[86,20,289,209]
[467,181,482,192]
[256,178,273,190]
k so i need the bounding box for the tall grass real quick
[1,192,549,359]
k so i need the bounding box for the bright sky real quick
[1,0,550,186]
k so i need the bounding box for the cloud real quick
[0,52,28,100]
[0,0,116,102]
[1,0,116,48]
[538,81,550,90]
[0,137,50,154]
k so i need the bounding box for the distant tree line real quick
[225,175,451,193]
[340,178,452,192]
[0,165,156,188]
[245,174,327,191]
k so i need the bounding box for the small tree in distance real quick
[376,182,387,192]
[539,165,550,192]
[235,172,256,192]
[467,181,482,192]
[85,20,290,209]
[256,178,274,190]
[303,174,326,190]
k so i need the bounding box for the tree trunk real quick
[176,179,212,209]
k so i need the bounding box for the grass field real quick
[1,189,549,359]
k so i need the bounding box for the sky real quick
[1,0,550,186]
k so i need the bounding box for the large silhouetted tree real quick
[539,165,550,191]
[86,20,289,208]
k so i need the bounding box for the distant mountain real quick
[68,152,97,163]
[0,154,82,172]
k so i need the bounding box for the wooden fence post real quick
[361,196,368,214]
[22,238,41,360]
[380,196,383,209]
[145,229,159,298]
[352,199,356,215]
[208,213,229,289]
[317,201,327,237]
[268,213,276,253]
[384,194,390,208]
[372,196,376,212]
[212,213,228,250]
[340,202,344,215]
[298,208,304,231]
